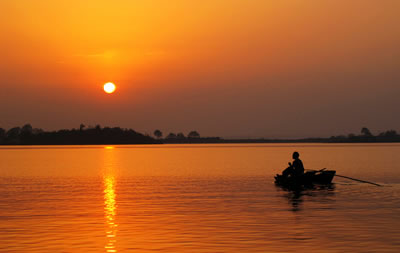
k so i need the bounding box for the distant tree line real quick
[326,127,400,143]
[0,124,158,145]
[153,129,221,143]
[151,127,400,144]
[1,125,399,145]
[219,128,400,143]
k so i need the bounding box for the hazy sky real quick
[1,0,399,138]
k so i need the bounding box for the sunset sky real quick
[1,0,399,138]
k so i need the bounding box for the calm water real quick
[1,144,400,252]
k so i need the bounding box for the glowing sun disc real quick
[104,82,116,94]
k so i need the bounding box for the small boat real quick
[275,169,336,188]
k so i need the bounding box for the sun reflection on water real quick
[104,173,117,252]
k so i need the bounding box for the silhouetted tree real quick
[33,128,43,135]
[79,124,85,131]
[20,124,34,143]
[166,133,177,139]
[361,127,372,136]
[0,128,5,143]
[377,130,399,142]
[381,130,397,137]
[188,131,200,138]
[177,132,185,139]
[154,129,163,139]
[21,124,33,134]
[6,127,21,144]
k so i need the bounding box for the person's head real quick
[292,152,300,159]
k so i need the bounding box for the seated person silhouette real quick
[282,152,305,178]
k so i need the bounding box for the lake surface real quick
[1,143,399,252]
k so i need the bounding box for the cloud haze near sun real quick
[0,0,399,138]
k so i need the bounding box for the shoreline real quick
[1,140,400,146]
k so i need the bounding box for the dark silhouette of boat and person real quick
[275,152,382,188]
[275,152,336,188]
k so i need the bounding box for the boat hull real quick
[275,170,336,187]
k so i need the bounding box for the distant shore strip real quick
[1,125,399,145]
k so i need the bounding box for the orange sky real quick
[1,0,400,138]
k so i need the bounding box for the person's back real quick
[292,156,304,176]
[281,151,305,178]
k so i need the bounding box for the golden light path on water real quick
[103,146,118,253]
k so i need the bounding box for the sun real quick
[103,82,116,94]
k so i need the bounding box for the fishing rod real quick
[335,174,382,187]
[306,168,382,187]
